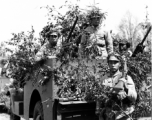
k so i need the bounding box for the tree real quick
[117,9,152,52]
[0,42,9,69]
[117,11,146,50]
[4,27,42,87]
[0,42,7,57]
[143,6,152,52]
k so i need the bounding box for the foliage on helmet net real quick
[4,1,151,119]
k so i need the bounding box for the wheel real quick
[33,101,44,120]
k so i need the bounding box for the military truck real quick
[9,56,107,120]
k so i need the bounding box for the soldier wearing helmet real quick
[35,30,60,61]
[119,39,132,57]
[80,7,113,59]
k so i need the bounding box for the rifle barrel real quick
[132,25,151,57]
[141,26,151,44]
[66,16,78,43]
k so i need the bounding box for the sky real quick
[0,0,151,43]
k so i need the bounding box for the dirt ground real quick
[0,113,10,120]
[0,113,26,120]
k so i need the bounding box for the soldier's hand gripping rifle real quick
[132,25,151,57]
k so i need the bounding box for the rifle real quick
[132,25,151,57]
[114,25,152,92]
[58,16,78,60]
[65,16,78,43]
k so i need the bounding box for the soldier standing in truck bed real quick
[35,30,61,61]
[119,39,132,57]
[80,8,113,59]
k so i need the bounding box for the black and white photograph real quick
[0,0,151,120]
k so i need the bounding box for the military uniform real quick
[100,71,137,120]
[80,26,113,59]
[35,31,62,61]
[119,40,132,57]
[35,40,62,61]
[35,42,57,61]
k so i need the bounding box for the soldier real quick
[80,8,113,59]
[98,52,137,120]
[35,30,61,61]
[119,40,132,57]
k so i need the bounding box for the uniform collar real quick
[46,42,57,50]
[108,70,122,77]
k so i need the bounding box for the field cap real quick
[107,52,121,62]
[109,55,120,61]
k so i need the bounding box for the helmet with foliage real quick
[86,7,107,24]
[119,39,131,48]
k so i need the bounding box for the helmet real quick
[119,39,131,48]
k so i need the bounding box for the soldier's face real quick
[108,56,121,72]
[91,17,101,26]
[50,35,57,41]
[49,35,58,46]
[120,44,127,51]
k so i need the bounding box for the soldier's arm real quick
[126,76,137,102]
[80,33,87,45]
[119,76,137,102]
[104,31,113,54]
[102,78,112,87]
[35,45,47,62]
